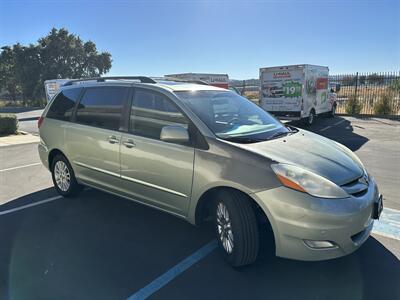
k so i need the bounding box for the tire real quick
[214,190,259,267]
[305,109,316,126]
[328,103,337,118]
[51,154,83,197]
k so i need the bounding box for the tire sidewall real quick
[51,154,79,197]
[306,109,315,126]
[331,104,336,117]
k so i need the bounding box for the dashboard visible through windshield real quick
[176,90,291,143]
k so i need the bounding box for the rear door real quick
[66,85,129,190]
[260,67,303,114]
[119,88,194,216]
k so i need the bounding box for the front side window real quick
[75,87,128,131]
[46,88,82,121]
[129,89,188,140]
[176,90,290,143]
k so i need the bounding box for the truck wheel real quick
[305,109,316,126]
[51,154,83,197]
[214,190,259,267]
[328,103,337,118]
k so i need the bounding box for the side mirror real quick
[160,125,189,144]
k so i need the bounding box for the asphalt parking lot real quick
[1,115,399,300]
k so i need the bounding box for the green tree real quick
[14,43,43,104]
[38,28,112,80]
[0,46,22,101]
[345,94,362,115]
[0,28,112,105]
[374,92,394,115]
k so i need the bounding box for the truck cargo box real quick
[259,64,336,124]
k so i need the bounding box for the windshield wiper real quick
[221,136,265,144]
[267,127,298,140]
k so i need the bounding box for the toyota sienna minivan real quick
[38,76,383,267]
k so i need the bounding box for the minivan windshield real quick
[176,90,291,143]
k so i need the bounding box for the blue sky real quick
[0,0,399,79]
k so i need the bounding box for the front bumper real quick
[253,178,380,261]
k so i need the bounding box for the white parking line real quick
[0,195,62,216]
[372,207,400,241]
[334,119,346,126]
[319,126,332,132]
[319,119,346,132]
[127,240,217,300]
[0,162,41,172]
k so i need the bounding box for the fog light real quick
[304,240,338,249]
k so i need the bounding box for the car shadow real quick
[288,116,369,152]
[152,223,400,300]
[0,188,213,300]
[1,188,399,300]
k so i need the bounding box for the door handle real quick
[107,135,119,144]
[123,139,136,148]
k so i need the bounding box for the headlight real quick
[271,163,349,199]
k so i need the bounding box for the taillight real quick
[38,116,44,128]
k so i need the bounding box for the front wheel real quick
[214,190,259,267]
[51,154,83,197]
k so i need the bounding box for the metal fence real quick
[329,72,400,116]
[232,71,400,116]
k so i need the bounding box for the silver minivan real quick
[38,76,383,267]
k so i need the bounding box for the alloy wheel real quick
[54,160,71,192]
[216,202,234,254]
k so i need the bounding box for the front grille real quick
[341,175,369,197]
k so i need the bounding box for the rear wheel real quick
[51,154,82,197]
[305,109,316,126]
[213,190,259,267]
[328,103,337,118]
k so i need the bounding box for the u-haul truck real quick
[259,65,337,125]
[165,73,229,89]
[44,79,70,103]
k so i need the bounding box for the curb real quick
[18,117,40,122]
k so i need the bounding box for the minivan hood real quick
[233,129,363,186]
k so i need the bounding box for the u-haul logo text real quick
[273,72,291,79]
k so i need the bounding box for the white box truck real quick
[260,64,337,125]
[44,79,70,103]
[165,73,229,89]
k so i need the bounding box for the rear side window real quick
[130,89,188,140]
[76,87,128,131]
[46,88,82,121]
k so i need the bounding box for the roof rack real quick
[63,76,156,86]
[160,77,210,86]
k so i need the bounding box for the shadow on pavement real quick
[0,188,213,300]
[290,116,369,152]
[1,188,399,300]
[152,226,400,300]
